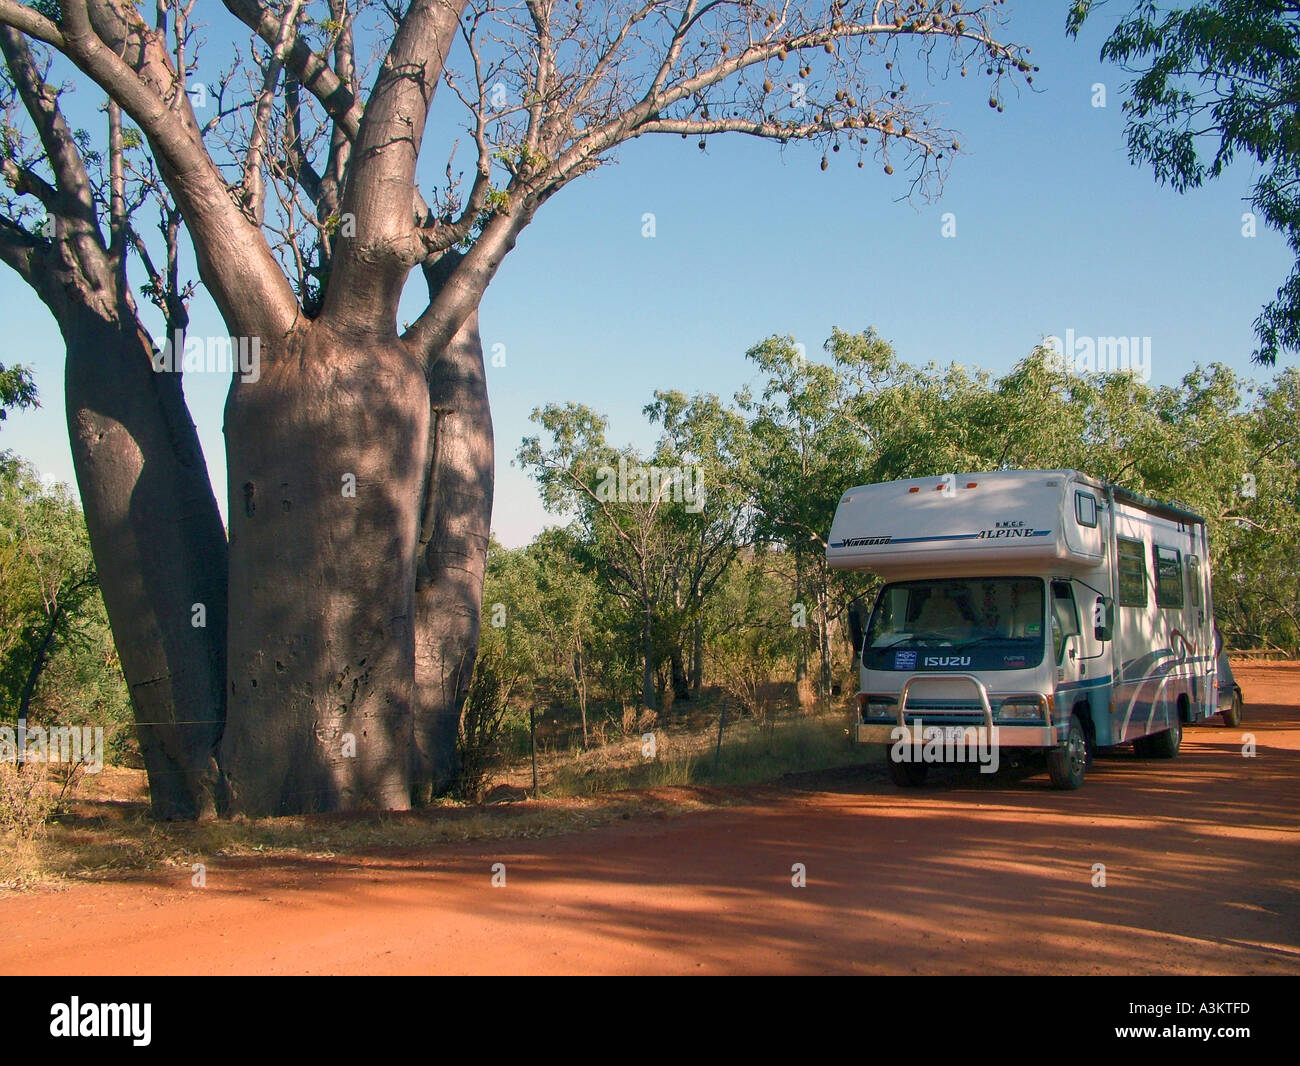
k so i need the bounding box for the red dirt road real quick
[5,664,1298,975]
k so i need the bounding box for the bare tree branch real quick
[13,0,304,339]
[321,0,468,331]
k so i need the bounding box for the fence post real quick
[713,699,727,773]
[529,705,538,799]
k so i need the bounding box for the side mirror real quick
[848,599,865,653]
[1093,596,1112,642]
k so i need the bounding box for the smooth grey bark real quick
[0,19,228,820]
[220,321,429,815]
[413,309,493,800]
[0,148,227,820]
[64,311,228,820]
[49,0,493,815]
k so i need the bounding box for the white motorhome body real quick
[826,470,1217,788]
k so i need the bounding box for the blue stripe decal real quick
[831,530,1052,549]
[1056,677,1111,692]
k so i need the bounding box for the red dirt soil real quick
[4,662,1298,975]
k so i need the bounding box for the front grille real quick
[898,700,985,725]
[905,701,984,713]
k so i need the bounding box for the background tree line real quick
[496,329,1300,742]
[2,329,1296,780]
[0,455,130,733]
[0,366,136,761]
[1,0,1291,818]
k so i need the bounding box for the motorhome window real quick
[1051,582,1080,664]
[1154,545,1184,608]
[862,577,1046,671]
[1117,537,1147,607]
[1075,491,1098,528]
[1188,555,1201,608]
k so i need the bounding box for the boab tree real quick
[0,11,226,820]
[0,0,1031,815]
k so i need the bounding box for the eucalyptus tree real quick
[740,333,875,701]
[0,459,100,721]
[0,362,36,422]
[518,402,682,709]
[483,527,613,745]
[1068,0,1300,364]
[525,528,609,744]
[644,388,753,697]
[0,0,1031,812]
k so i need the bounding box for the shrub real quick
[454,650,517,803]
[0,761,54,843]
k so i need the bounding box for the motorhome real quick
[826,470,1219,789]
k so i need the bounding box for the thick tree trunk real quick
[670,647,689,703]
[412,310,493,800]
[220,322,429,815]
[63,312,228,820]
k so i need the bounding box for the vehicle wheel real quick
[1222,690,1243,728]
[1047,714,1088,790]
[888,756,929,787]
[1132,735,1151,758]
[1147,720,1182,758]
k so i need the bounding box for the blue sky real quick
[2,3,1292,547]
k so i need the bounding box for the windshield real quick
[863,578,1046,671]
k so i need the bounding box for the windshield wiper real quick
[953,635,1034,649]
[875,632,952,648]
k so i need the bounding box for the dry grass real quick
[505,701,879,797]
[1,785,743,894]
[1,701,877,893]
[0,762,56,888]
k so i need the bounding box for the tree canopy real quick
[1069,0,1300,364]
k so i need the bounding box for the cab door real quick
[1050,581,1086,683]
[1187,548,1215,719]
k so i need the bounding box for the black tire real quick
[888,756,929,787]
[1222,689,1243,728]
[1146,720,1182,758]
[1132,734,1151,758]
[1047,714,1088,790]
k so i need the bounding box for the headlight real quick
[998,699,1044,722]
[865,698,897,720]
